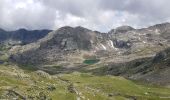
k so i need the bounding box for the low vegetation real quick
[0,64,170,100]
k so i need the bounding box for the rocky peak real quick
[148,22,170,32]
[149,22,170,28]
[115,25,134,33]
[56,26,74,34]
[108,25,134,35]
[40,26,100,51]
[75,26,90,31]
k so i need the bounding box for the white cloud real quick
[54,12,87,28]
[0,0,56,30]
[0,0,170,32]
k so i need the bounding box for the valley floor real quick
[0,64,170,100]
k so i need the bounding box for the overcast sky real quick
[0,0,170,32]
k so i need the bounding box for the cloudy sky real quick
[0,0,170,32]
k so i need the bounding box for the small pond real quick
[83,59,100,65]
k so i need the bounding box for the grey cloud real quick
[0,0,56,30]
[0,0,170,32]
[39,0,100,17]
[99,0,170,26]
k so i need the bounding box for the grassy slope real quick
[0,65,170,100]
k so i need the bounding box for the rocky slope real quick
[9,23,170,85]
[86,47,170,85]
[138,47,170,85]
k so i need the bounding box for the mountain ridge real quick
[0,28,52,45]
[0,22,169,85]
[10,23,170,66]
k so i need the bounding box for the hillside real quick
[0,64,170,99]
[0,23,170,99]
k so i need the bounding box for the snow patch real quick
[107,40,118,50]
[100,43,107,50]
[108,40,114,48]
[142,41,146,44]
[155,29,160,35]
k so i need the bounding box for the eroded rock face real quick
[113,39,132,49]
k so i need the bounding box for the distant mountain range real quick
[11,22,170,63]
[0,28,52,45]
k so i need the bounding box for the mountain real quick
[10,23,170,76]
[110,25,134,33]
[1,23,170,99]
[10,26,114,66]
[0,28,9,42]
[0,28,52,45]
[11,23,170,61]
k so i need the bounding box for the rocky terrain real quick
[9,23,170,84]
[0,22,170,99]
